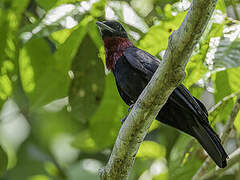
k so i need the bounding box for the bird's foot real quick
[128,104,134,112]
[121,104,134,124]
[121,116,127,124]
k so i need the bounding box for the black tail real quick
[156,99,228,168]
[155,85,228,168]
[193,120,228,168]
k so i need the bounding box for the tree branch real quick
[99,0,218,179]
[192,95,240,180]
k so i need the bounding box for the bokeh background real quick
[0,0,240,179]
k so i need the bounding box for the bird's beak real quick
[96,21,115,33]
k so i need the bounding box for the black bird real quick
[96,21,228,168]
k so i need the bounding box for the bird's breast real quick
[113,56,148,103]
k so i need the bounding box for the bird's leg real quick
[121,104,135,124]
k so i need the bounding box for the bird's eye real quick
[117,24,121,30]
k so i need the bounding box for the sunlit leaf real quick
[234,111,240,134]
[72,130,99,153]
[20,38,67,107]
[27,175,51,180]
[138,11,186,55]
[54,17,90,72]
[137,141,166,159]
[0,75,12,103]
[216,0,226,13]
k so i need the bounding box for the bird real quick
[96,20,228,168]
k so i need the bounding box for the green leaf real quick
[54,17,90,73]
[89,74,128,149]
[184,54,207,88]
[27,175,51,180]
[138,11,186,55]
[20,20,88,107]
[69,34,105,123]
[168,135,202,180]
[234,110,240,134]
[20,38,66,107]
[0,145,8,177]
[213,37,240,69]
[72,130,99,153]
[36,0,58,10]
[216,0,226,13]
[211,67,240,122]
[0,74,12,106]
[184,23,224,88]
[136,141,166,159]
[209,95,236,124]
[0,11,9,68]
[32,109,80,148]
[213,67,240,103]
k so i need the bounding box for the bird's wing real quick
[172,84,209,123]
[124,47,209,124]
[123,47,160,80]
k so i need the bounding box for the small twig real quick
[221,95,240,144]
[192,95,240,180]
[201,148,240,179]
[208,90,240,115]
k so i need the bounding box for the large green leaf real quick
[138,11,186,55]
[54,17,89,73]
[168,135,202,180]
[69,34,105,123]
[211,67,240,122]
[213,67,240,102]
[19,21,87,108]
[20,38,66,107]
[212,37,240,69]
[89,74,128,149]
[137,141,166,159]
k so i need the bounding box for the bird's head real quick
[96,21,128,39]
[96,21,132,70]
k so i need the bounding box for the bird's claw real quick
[128,104,134,112]
[121,116,127,124]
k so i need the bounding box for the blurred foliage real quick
[0,0,240,179]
